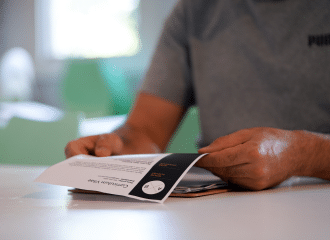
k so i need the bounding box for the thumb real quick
[94,133,124,157]
[199,129,252,153]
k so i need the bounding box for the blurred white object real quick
[47,0,141,59]
[0,47,35,101]
[0,101,64,128]
[79,115,127,137]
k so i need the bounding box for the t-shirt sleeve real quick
[140,0,195,108]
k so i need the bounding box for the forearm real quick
[122,92,185,152]
[64,92,184,158]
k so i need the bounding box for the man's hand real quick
[65,133,123,158]
[65,131,161,158]
[196,127,317,190]
[64,93,184,159]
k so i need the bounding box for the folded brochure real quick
[35,153,227,203]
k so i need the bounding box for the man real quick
[65,0,330,190]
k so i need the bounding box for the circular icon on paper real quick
[142,180,165,195]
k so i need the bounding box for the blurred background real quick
[0,0,200,166]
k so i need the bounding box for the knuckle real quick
[96,134,112,147]
[98,133,118,143]
[249,147,261,159]
[95,147,109,157]
[95,133,123,156]
[97,134,108,142]
[253,165,269,179]
[65,140,76,150]
[250,165,270,190]
[64,140,78,157]
[227,151,238,163]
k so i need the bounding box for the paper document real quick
[35,153,214,203]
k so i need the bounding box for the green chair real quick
[98,60,136,115]
[61,58,134,118]
[61,58,200,153]
[166,106,201,153]
[0,112,79,166]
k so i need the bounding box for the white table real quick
[1,164,330,240]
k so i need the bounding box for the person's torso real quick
[185,0,330,145]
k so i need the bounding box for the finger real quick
[219,164,275,191]
[201,166,226,179]
[222,164,252,178]
[94,133,124,157]
[195,147,248,168]
[203,164,276,191]
[226,177,256,190]
[198,129,252,153]
[65,135,99,158]
[203,164,255,189]
[201,165,251,182]
[203,165,251,178]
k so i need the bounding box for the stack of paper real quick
[36,153,225,203]
[172,166,228,194]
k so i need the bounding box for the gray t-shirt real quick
[142,0,330,146]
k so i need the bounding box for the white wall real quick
[0,0,35,59]
[0,0,178,107]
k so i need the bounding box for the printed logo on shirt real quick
[308,33,330,47]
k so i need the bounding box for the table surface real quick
[1,164,330,240]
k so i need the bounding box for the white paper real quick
[35,153,207,203]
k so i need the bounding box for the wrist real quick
[289,130,316,177]
[293,130,330,178]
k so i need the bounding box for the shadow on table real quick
[23,189,148,204]
[225,177,330,197]
[24,176,330,210]
[68,191,148,204]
